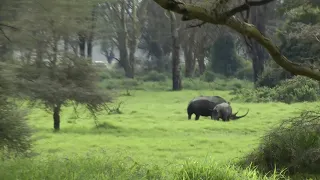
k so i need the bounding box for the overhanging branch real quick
[152,0,320,81]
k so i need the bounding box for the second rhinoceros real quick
[212,102,249,121]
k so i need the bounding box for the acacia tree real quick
[7,0,113,131]
[151,0,320,81]
[15,56,112,131]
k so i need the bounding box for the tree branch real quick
[152,0,320,81]
[187,21,206,28]
[224,0,275,19]
[0,23,18,30]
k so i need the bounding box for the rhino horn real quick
[230,109,249,120]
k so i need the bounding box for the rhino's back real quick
[191,96,227,104]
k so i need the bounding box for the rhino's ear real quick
[227,102,230,105]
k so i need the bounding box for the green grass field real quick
[1,90,317,179]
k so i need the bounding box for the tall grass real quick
[0,152,287,180]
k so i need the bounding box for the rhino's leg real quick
[195,114,200,120]
[222,112,228,121]
[188,113,192,120]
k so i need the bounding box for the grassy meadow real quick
[1,89,317,179]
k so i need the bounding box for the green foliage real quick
[0,62,32,153]
[140,70,167,82]
[232,76,320,103]
[174,160,286,180]
[15,57,112,111]
[97,69,125,81]
[0,152,166,180]
[199,70,217,82]
[102,79,141,90]
[277,4,320,68]
[234,58,253,81]
[100,76,253,91]
[256,66,292,88]
[0,152,288,180]
[274,76,319,103]
[0,100,32,154]
[238,110,320,176]
[12,56,113,130]
[209,33,242,77]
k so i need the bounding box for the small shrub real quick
[231,87,276,103]
[102,79,141,90]
[273,76,319,103]
[238,110,320,176]
[141,71,167,82]
[0,152,166,180]
[235,59,253,81]
[256,66,292,88]
[98,71,111,81]
[0,100,32,154]
[232,76,320,103]
[200,71,216,82]
[174,159,286,180]
[235,65,253,81]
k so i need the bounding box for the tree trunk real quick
[53,104,61,131]
[87,40,92,59]
[247,6,269,84]
[78,32,86,57]
[118,1,134,78]
[169,12,182,91]
[128,0,138,78]
[63,36,69,53]
[36,42,43,68]
[197,55,206,75]
[87,8,96,61]
[183,30,196,77]
[195,39,206,75]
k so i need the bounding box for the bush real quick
[97,68,126,81]
[0,152,166,180]
[256,66,292,88]
[102,79,141,90]
[174,159,286,180]
[238,110,320,177]
[141,71,167,82]
[230,87,276,103]
[235,63,253,81]
[231,76,320,103]
[200,71,217,82]
[0,99,32,154]
[273,76,319,103]
[0,62,32,154]
[233,56,253,81]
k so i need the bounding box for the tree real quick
[244,4,270,83]
[169,11,182,90]
[151,0,320,81]
[209,32,242,77]
[5,0,113,131]
[139,1,172,72]
[100,0,149,78]
[15,56,112,131]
